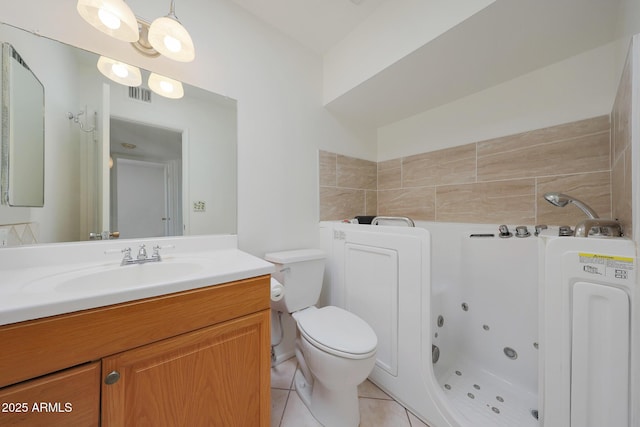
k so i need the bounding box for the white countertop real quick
[0,235,275,326]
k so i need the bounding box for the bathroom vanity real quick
[0,236,274,426]
[0,275,270,426]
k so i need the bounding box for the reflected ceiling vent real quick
[128,86,152,103]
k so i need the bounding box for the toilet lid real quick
[296,306,377,358]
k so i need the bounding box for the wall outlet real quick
[0,229,8,247]
[193,201,206,212]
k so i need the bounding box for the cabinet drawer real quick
[0,362,100,427]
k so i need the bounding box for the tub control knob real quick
[498,225,512,238]
[515,226,530,238]
[558,225,574,236]
[534,224,548,236]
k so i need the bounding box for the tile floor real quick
[271,358,430,427]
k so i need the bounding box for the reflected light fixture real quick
[148,73,184,99]
[76,0,139,42]
[97,56,142,87]
[148,0,195,62]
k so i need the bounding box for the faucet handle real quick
[498,225,512,238]
[151,244,175,260]
[534,224,548,236]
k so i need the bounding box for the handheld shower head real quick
[543,192,599,219]
[543,192,569,207]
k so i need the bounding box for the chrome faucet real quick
[105,244,174,266]
[574,219,623,238]
[543,192,622,237]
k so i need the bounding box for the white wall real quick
[0,0,376,255]
[377,40,627,161]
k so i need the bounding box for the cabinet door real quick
[102,310,270,427]
[0,362,100,427]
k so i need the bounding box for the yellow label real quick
[578,253,633,263]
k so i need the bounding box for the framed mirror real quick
[1,41,45,207]
[0,23,237,244]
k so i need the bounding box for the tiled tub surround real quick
[611,46,633,238]
[320,115,616,227]
[319,152,378,220]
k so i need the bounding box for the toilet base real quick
[294,369,361,427]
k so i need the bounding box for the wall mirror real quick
[0,41,45,207]
[0,23,237,244]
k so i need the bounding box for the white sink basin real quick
[0,236,276,326]
[23,260,205,294]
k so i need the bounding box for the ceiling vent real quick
[128,86,152,103]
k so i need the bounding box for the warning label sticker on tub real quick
[578,253,634,280]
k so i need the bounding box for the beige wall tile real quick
[365,190,378,216]
[610,49,633,237]
[611,55,632,166]
[436,179,535,224]
[477,131,610,181]
[612,148,633,237]
[319,150,336,187]
[320,187,365,221]
[536,172,611,226]
[378,187,435,221]
[321,113,614,229]
[477,115,609,157]
[378,159,402,190]
[403,144,476,187]
[337,155,377,190]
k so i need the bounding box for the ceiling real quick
[231,0,627,127]
[230,0,388,54]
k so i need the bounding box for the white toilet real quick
[265,249,377,427]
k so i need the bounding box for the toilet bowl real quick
[293,306,377,426]
[265,249,378,427]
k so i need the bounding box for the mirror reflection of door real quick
[109,118,183,239]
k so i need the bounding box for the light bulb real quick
[148,72,184,99]
[163,35,182,53]
[97,56,141,87]
[76,0,139,42]
[111,63,129,78]
[159,81,174,93]
[98,7,121,30]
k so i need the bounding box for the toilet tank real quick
[264,249,325,313]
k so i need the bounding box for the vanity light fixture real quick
[76,0,139,42]
[76,0,195,62]
[148,0,195,62]
[97,56,142,87]
[148,72,184,99]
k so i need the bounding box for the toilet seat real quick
[294,306,377,360]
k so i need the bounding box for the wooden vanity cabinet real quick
[102,310,270,427]
[0,275,271,427]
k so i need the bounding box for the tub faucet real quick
[574,219,622,238]
[543,192,599,219]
